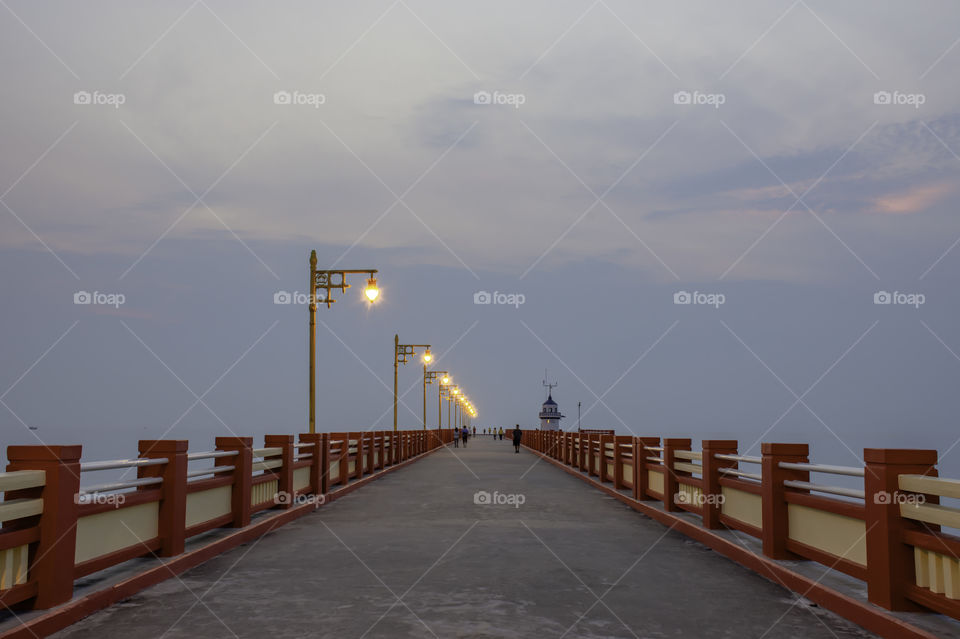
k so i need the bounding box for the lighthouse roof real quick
[542,393,557,406]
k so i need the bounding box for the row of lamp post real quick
[307,250,478,436]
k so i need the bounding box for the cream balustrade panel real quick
[0,544,29,588]
[186,485,232,529]
[647,469,664,494]
[293,467,311,492]
[915,548,960,599]
[721,486,762,530]
[75,502,159,564]
[786,504,867,567]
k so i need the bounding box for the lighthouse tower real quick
[538,377,564,431]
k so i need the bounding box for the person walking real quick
[498,427,504,441]
[512,425,522,453]
[453,427,459,448]
[461,426,469,448]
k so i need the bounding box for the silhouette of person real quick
[512,425,522,453]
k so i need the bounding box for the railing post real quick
[587,434,596,476]
[579,433,588,471]
[216,437,252,528]
[365,432,374,473]
[298,432,327,495]
[377,431,385,469]
[6,445,81,609]
[264,435,294,508]
[633,437,659,500]
[599,434,613,483]
[864,448,938,611]
[337,433,350,484]
[613,435,631,489]
[761,443,809,559]
[701,440,738,529]
[137,440,188,556]
[662,438,691,512]
[349,432,361,479]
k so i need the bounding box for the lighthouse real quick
[538,377,564,431]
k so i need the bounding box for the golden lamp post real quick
[308,250,379,434]
[449,385,460,431]
[394,335,431,432]
[425,371,449,436]
[439,379,453,430]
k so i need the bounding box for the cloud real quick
[873,181,956,214]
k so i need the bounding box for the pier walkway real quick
[52,437,873,638]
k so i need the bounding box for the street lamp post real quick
[394,335,431,432]
[450,386,460,432]
[308,250,379,434]
[426,371,449,441]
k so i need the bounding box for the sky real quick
[1,1,960,479]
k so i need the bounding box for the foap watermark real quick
[873,490,925,506]
[674,290,725,308]
[274,290,316,305]
[474,290,525,308]
[75,492,126,508]
[873,90,925,109]
[273,90,326,108]
[274,491,326,507]
[674,492,725,507]
[474,490,525,508]
[673,90,725,109]
[74,290,126,308]
[874,290,925,308]
[73,90,126,109]
[473,90,526,109]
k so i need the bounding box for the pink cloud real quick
[873,182,955,214]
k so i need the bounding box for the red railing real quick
[520,429,960,622]
[0,428,454,611]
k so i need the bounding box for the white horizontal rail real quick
[81,458,166,472]
[899,474,960,500]
[187,451,238,461]
[783,479,865,500]
[252,459,283,472]
[0,469,46,492]
[187,466,235,479]
[715,454,761,464]
[719,468,762,481]
[779,462,864,477]
[0,498,43,522]
[78,477,163,495]
[646,456,664,464]
[252,447,282,457]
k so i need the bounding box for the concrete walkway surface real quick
[53,437,878,638]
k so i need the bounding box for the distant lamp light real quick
[422,348,433,364]
[441,375,450,385]
[364,277,380,303]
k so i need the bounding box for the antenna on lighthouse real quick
[543,369,558,399]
